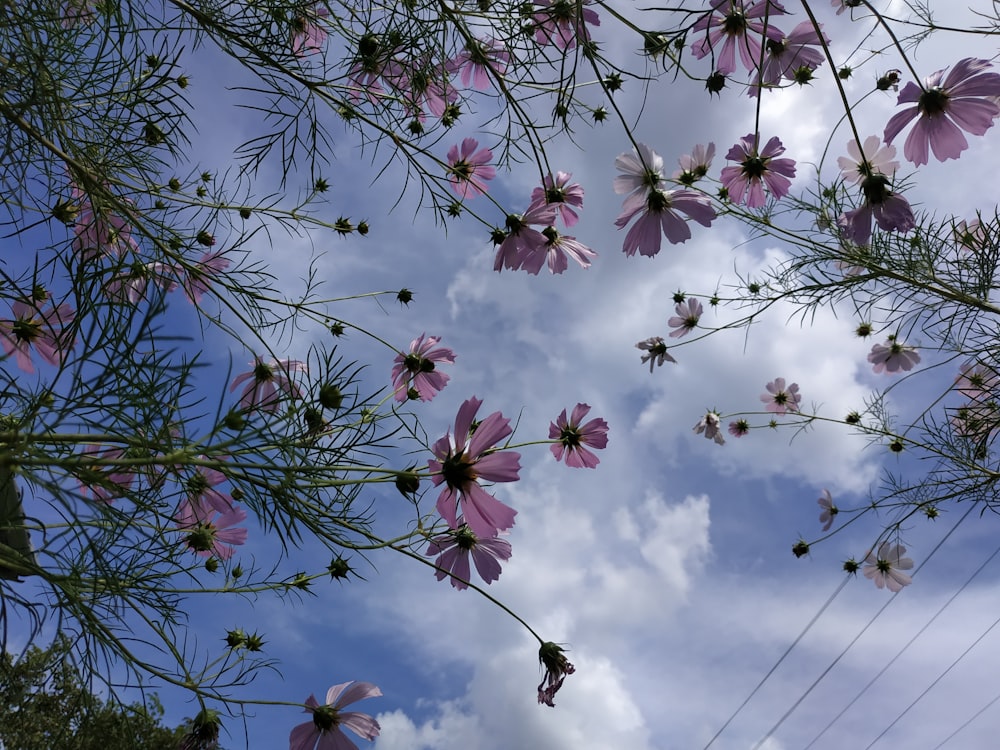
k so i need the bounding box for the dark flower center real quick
[441,451,476,488]
[312,705,340,732]
[861,173,891,205]
[450,160,473,181]
[454,525,477,550]
[186,524,217,553]
[740,155,768,179]
[545,186,567,204]
[722,11,748,36]
[774,391,788,404]
[559,426,581,448]
[186,472,209,495]
[647,190,670,213]
[650,341,668,358]
[11,318,42,343]
[404,353,435,374]
[253,361,275,382]
[918,87,949,117]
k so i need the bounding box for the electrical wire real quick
[931,688,1000,749]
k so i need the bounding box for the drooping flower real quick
[230,357,307,412]
[691,0,788,76]
[446,138,496,199]
[867,337,920,374]
[549,403,609,468]
[526,229,597,275]
[616,189,716,256]
[636,337,677,371]
[390,334,456,402]
[836,136,914,246]
[884,58,1000,166]
[0,297,76,374]
[428,397,520,538]
[760,377,801,414]
[289,682,382,750]
[862,542,914,592]
[674,143,715,185]
[183,251,230,304]
[817,488,837,531]
[291,4,331,56]
[720,133,796,207]
[668,298,704,338]
[538,641,575,707]
[949,401,1000,441]
[78,445,134,504]
[447,38,510,90]
[175,500,247,560]
[425,521,512,590]
[756,20,829,90]
[529,172,585,228]
[694,411,726,445]
[532,0,601,50]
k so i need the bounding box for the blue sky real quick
[9,2,1000,749]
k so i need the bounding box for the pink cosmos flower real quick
[391,334,455,402]
[78,445,134,503]
[425,521,512,590]
[105,261,179,304]
[0,298,76,374]
[446,138,496,199]
[532,0,601,50]
[884,58,1000,166]
[728,419,750,437]
[428,397,520,538]
[955,360,999,401]
[757,20,829,90]
[230,357,307,412]
[520,228,597,275]
[838,135,899,185]
[389,57,459,119]
[61,0,95,27]
[493,203,557,272]
[674,143,715,185]
[549,403,609,468]
[289,682,382,750]
[529,172,585,228]
[832,0,862,14]
[291,4,330,56]
[616,189,716,256]
[863,542,914,592]
[538,642,575,707]
[183,251,230,304]
[761,377,801,414]
[185,463,234,515]
[694,411,726,445]
[691,0,788,76]
[447,38,510,90]
[614,143,665,203]
[175,500,247,559]
[636,337,677,371]
[720,133,796,207]
[868,337,920,374]
[71,185,140,261]
[836,136,914,245]
[668,298,703,339]
[949,401,999,441]
[953,218,989,253]
[817,489,837,531]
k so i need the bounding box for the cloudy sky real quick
[11,1,1000,749]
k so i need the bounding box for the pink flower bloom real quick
[230,357,307,412]
[70,186,140,261]
[838,135,899,185]
[757,20,829,89]
[538,641,575,707]
[868,337,920,374]
[175,500,248,560]
[105,261,179,304]
[532,0,600,50]
[78,445,134,503]
[817,489,837,531]
[519,228,597,275]
[549,403,609,468]
[446,138,496,199]
[955,360,999,401]
[668,298,703,339]
[728,419,750,437]
[691,0,787,76]
[950,401,1000,441]
[616,189,716,256]
[447,38,509,90]
[636,337,677,371]
[836,136,914,245]
[185,463,234,515]
[391,333,455,402]
[493,203,557,272]
[425,521,512,590]
[863,542,914,592]
[675,142,715,185]
[289,682,382,750]
[428,397,520,538]
[614,143,665,203]
[884,58,1000,166]
[529,171,585,228]
[832,0,862,14]
[389,58,459,118]
[761,377,801,414]
[291,4,330,56]
[720,133,796,207]
[0,298,75,374]
[61,0,95,27]
[183,251,230,304]
[694,411,726,445]
[953,218,989,253]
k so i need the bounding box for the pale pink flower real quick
[175,500,247,559]
[447,38,509,90]
[636,337,677,371]
[616,189,716,256]
[78,445,134,503]
[183,251,230,304]
[538,642,575,707]
[884,58,1000,166]
[446,138,496,199]
[863,542,914,592]
[428,397,520,538]
[838,136,899,185]
[953,218,989,253]
[388,57,459,118]
[185,463,234,515]
[230,357,307,412]
[520,228,597,275]
[71,186,140,261]
[0,298,76,374]
[955,360,999,401]
[728,419,750,437]
[425,521,512,590]
[291,4,330,56]
[817,488,837,531]
[720,133,796,207]
[675,143,715,185]
[761,377,801,414]
[104,262,179,304]
[549,403,609,468]
[694,411,726,445]
[529,172,585,227]
[493,203,557,272]
[831,0,862,14]
[391,333,455,402]
[836,136,914,245]
[691,0,787,76]
[668,298,703,338]
[289,682,382,750]
[757,20,829,90]
[868,338,920,374]
[532,0,600,50]
[61,0,95,27]
[949,401,999,441]
[614,143,665,203]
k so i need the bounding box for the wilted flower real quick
[868,337,920,374]
[446,138,496,199]
[720,133,796,207]
[230,357,307,412]
[391,334,456,402]
[694,411,726,445]
[668,298,704,338]
[636,337,677,371]
[863,542,914,592]
[817,488,837,531]
[0,298,76,374]
[538,641,576,706]
[526,228,597,275]
[760,377,802,414]
[289,682,382,750]
[756,20,828,92]
[549,403,609,468]
[425,521,512,590]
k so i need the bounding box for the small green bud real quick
[168,177,182,191]
[328,556,351,580]
[245,631,265,651]
[330,322,346,337]
[222,410,245,431]
[239,207,252,219]
[843,558,860,574]
[318,384,343,410]
[225,628,247,648]
[395,470,420,497]
[792,540,810,558]
[205,557,219,573]
[314,178,329,192]
[397,288,413,305]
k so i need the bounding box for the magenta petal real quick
[462,484,517,537]
[474,450,521,483]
